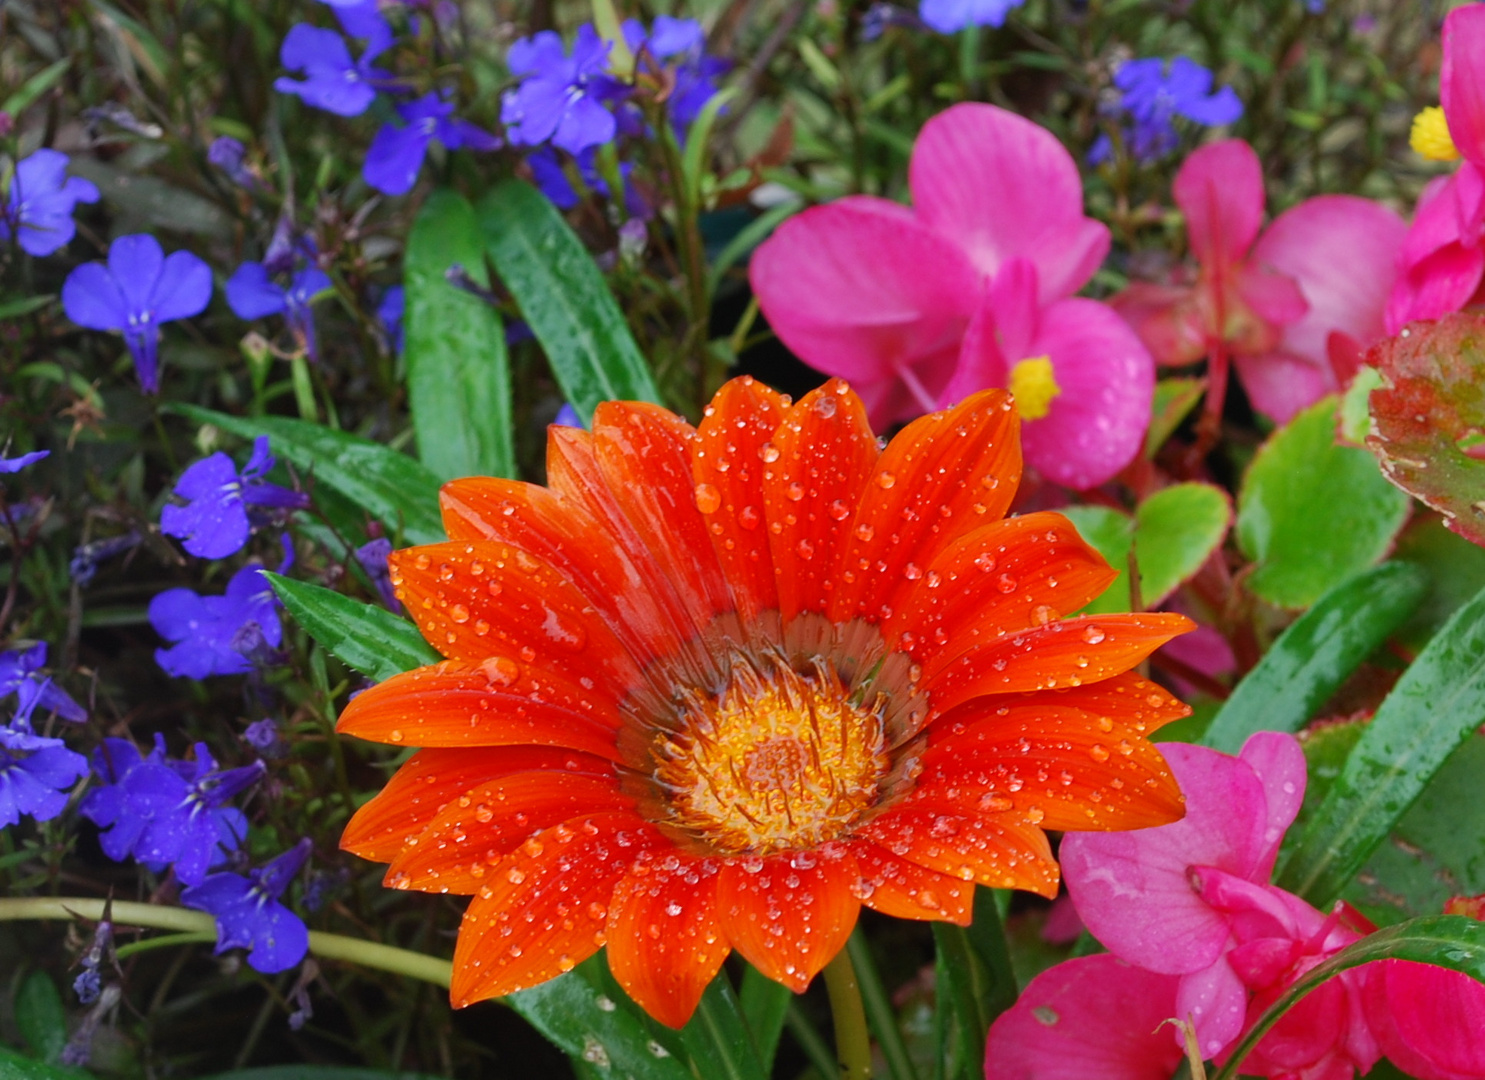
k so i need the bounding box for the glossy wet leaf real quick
[1200,562,1427,753]
[1277,583,1485,906]
[1211,915,1485,1080]
[404,190,515,482]
[931,888,1016,1080]
[15,971,66,1063]
[173,406,444,546]
[265,574,439,682]
[1237,395,1411,609]
[0,1048,87,1080]
[676,975,768,1080]
[1393,515,1485,651]
[1144,376,1206,458]
[1367,312,1485,546]
[477,180,661,424]
[738,965,790,1073]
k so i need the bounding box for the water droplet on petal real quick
[695,483,722,514]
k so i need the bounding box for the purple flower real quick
[329,0,395,53]
[60,234,213,394]
[0,685,87,827]
[527,146,647,217]
[69,531,142,587]
[80,736,261,884]
[225,263,332,362]
[918,0,1025,33]
[355,537,401,612]
[553,403,585,428]
[0,643,86,723]
[150,562,285,679]
[2,150,99,257]
[376,285,404,353]
[1093,57,1244,164]
[242,718,287,759]
[274,21,390,117]
[364,92,500,196]
[0,449,48,473]
[182,838,311,973]
[73,922,112,1004]
[623,17,728,129]
[502,26,621,155]
[860,3,925,40]
[160,436,310,559]
[207,137,258,189]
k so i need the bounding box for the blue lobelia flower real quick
[354,537,401,612]
[0,682,88,828]
[1092,57,1244,164]
[80,736,261,884]
[375,285,404,354]
[364,91,500,195]
[622,16,729,129]
[60,234,212,394]
[0,449,48,473]
[2,150,100,257]
[182,838,312,973]
[918,0,1025,33]
[0,642,86,723]
[225,262,333,362]
[150,558,287,679]
[502,26,621,156]
[160,436,310,560]
[207,137,259,189]
[274,15,391,117]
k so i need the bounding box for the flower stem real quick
[0,898,452,989]
[823,945,872,1080]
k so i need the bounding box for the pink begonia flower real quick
[1386,5,1485,333]
[750,102,1154,490]
[1111,139,1405,425]
[1364,959,1485,1079]
[984,954,1185,1080]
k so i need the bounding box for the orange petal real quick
[763,381,879,624]
[386,771,635,894]
[857,806,1059,898]
[716,845,860,992]
[923,613,1194,715]
[391,540,641,694]
[884,512,1117,663]
[449,812,663,1007]
[336,660,623,760]
[605,856,729,1028]
[439,476,679,669]
[342,746,612,864]
[692,376,789,625]
[926,672,1191,746]
[849,841,973,925]
[827,389,1021,624]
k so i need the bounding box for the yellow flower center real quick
[654,653,891,857]
[1008,356,1061,421]
[1411,106,1460,162]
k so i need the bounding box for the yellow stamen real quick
[1008,356,1061,421]
[1411,106,1460,162]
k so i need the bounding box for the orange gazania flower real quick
[338,377,1191,1027]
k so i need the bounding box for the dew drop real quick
[876,471,897,489]
[695,483,722,514]
[796,539,815,560]
[903,562,922,581]
[1083,625,1107,644]
[482,656,520,686]
[738,505,761,529]
[760,442,781,463]
[414,553,431,570]
[829,499,851,521]
[1025,806,1045,825]
[855,522,875,541]
[995,573,1018,594]
[449,603,470,624]
[1031,604,1056,626]
[1089,744,1111,763]
[974,553,997,573]
[786,481,806,501]
[813,394,838,418]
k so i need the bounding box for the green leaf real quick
[477,181,661,423]
[0,1047,89,1080]
[1,57,71,116]
[172,406,444,546]
[677,976,768,1080]
[0,295,53,321]
[1393,514,1485,652]
[1200,562,1428,753]
[202,1069,444,1080]
[1277,582,1485,906]
[738,965,790,1073]
[15,971,66,1063]
[404,190,515,482]
[1237,396,1411,609]
[682,88,740,211]
[265,574,439,682]
[931,888,1016,1080]
[1211,915,1485,1080]
[1144,376,1206,458]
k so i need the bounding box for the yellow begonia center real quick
[1008,356,1061,421]
[655,654,889,856]
[1411,106,1460,162]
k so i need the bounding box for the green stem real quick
[785,1001,839,1080]
[847,930,918,1080]
[115,931,217,960]
[0,898,452,989]
[823,946,872,1080]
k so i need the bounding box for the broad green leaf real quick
[265,574,439,681]
[1237,396,1410,609]
[1201,562,1428,753]
[738,965,790,1073]
[677,976,768,1080]
[173,406,444,546]
[1366,312,1485,546]
[15,972,66,1063]
[1061,483,1229,613]
[931,888,1016,1080]
[1338,365,1383,446]
[404,190,515,482]
[1277,582,1485,906]
[1144,377,1205,458]
[1211,915,1485,1080]
[1393,513,1485,651]
[477,180,661,423]
[0,1047,88,1080]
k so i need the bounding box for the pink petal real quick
[1231,349,1334,424]
[1014,297,1154,490]
[1237,732,1307,876]
[749,195,980,425]
[984,955,1185,1080]
[1250,195,1407,370]
[1109,282,1210,367]
[1444,4,1485,169]
[1366,960,1485,1080]
[909,102,1109,299]
[938,258,1041,407]
[1387,167,1485,333]
[1175,955,1249,1060]
[1174,140,1265,270]
[1062,743,1270,975]
[1234,263,1308,329]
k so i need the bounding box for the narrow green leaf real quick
[847,931,919,1080]
[15,971,66,1063]
[1277,582,1485,905]
[1201,562,1428,753]
[930,889,1016,1080]
[265,574,439,682]
[738,964,791,1073]
[202,1068,444,1080]
[477,181,661,423]
[1211,915,1485,1080]
[678,975,768,1080]
[706,201,801,298]
[1,57,71,116]
[0,295,54,321]
[404,190,515,482]
[172,406,444,546]
[683,87,740,209]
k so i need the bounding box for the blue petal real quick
[150,251,213,322]
[363,122,434,196]
[62,263,128,331]
[226,262,288,320]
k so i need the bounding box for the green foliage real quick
[265,574,440,682]
[15,972,66,1064]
